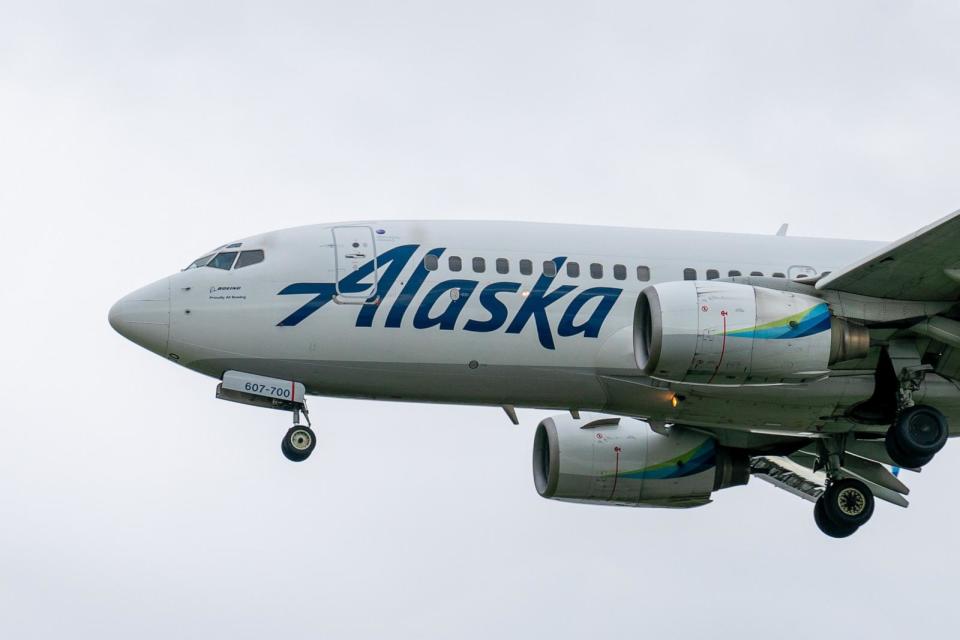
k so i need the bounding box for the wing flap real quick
[838,453,910,496]
[791,450,910,508]
[750,456,824,503]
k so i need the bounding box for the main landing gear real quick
[811,434,877,538]
[812,347,951,538]
[883,349,949,469]
[814,477,875,538]
[885,404,948,469]
[812,401,949,538]
[281,404,316,463]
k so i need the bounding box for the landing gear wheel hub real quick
[906,411,943,448]
[282,425,317,462]
[289,428,313,451]
[821,478,875,530]
[836,487,867,517]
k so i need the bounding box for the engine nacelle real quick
[635,281,868,384]
[533,413,749,508]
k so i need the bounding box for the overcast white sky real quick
[2,1,960,638]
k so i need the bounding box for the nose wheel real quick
[281,404,316,462]
[282,424,317,462]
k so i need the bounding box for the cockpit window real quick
[185,255,214,270]
[235,250,265,269]
[207,251,238,270]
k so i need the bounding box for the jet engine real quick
[634,281,869,384]
[532,413,749,508]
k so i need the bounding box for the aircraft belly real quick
[191,358,609,408]
[189,354,889,435]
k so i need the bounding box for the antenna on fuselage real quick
[776,223,789,237]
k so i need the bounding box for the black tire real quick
[884,432,935,469]
[281,425,316,462]
[888,405,948,460]
[822,478,874,528]
[814,498,859,538]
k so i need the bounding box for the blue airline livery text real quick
[276,245,622,350]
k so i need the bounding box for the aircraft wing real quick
[816,208,960,300]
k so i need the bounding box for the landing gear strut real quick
[281,405,316,463]
[215,371,318,463]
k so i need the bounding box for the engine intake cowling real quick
[635,281,868,384]
[533,413,749,508]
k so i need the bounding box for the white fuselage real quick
[108,220,960,434]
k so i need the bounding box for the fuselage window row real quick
[429,255,653,281]
[395,253,797,284]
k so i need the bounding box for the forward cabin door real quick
[332,225,378,302]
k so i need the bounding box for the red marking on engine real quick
[708,310,728,384]
[608,446,622,501]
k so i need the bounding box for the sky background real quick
[2,1,960,637]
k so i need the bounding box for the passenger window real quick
[706,269,719,280]
[773,272,785,278]
[590,263,603,279]
[683,268,697,280]
[519,259,533,276]
[235,250,265,269]
[496,258,509,274]
[728,270,741,277]
[613,264,626,280]
[449,256,462,272]
[473,257,486,273]
[566,262,580,277]
[207,252,238,270]
[637,266,650,281]
[424,254,439,271]
[543,261,558,277]
[750,271,763,276]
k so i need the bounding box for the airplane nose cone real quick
[109,278,171,356]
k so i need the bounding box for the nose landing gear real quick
[215,370,318,463]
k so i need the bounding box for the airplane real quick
[108,211,960,538]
